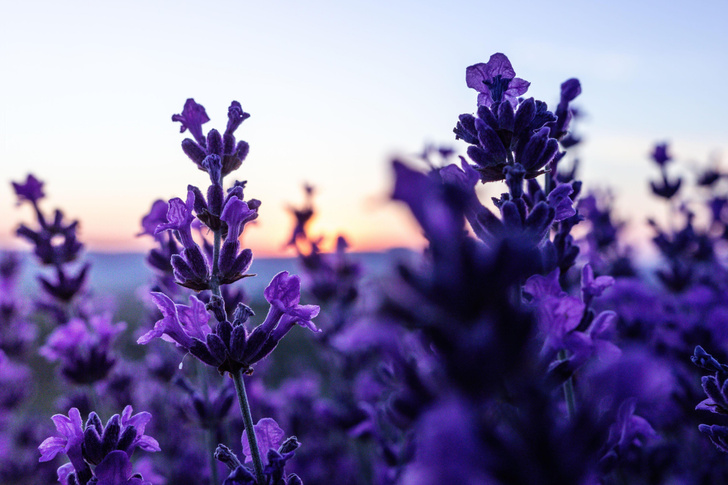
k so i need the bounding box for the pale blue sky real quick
[1,0,726,254]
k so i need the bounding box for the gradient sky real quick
[1,0,727,257]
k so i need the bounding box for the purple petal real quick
[242,418,285,465]
[94,450,133,485]
[264,272,302,310]
[523,269,563,300]
[38,436,67,462]
[172,98,210,145]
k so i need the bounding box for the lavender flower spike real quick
[466,53,530,108]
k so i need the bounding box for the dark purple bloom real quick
[241,418,285,466]
[466,53,530,108]
[226,101,250,136]
[600,398,656,468]
[91,451,152,485]
[698,425,728,454]
[547,182,576,222]
[39,315,125,384]
[39,406,159,485]
[216,421,301,485]
[392,160,464,246]
[82,406,161,465]
[12,174,45,205]
[139,274,319,374]
[38,408,87,476]
[16,210,84,266]
[155,191,196,247]
[651,142,671,167]
[137,200,168,237]
[220,196,258,241]
[650,175,682,199]
[172,98,210,146]
[549,78,582,141]
[174,100,251,177]
[137,293,211,350]
[155,190,211,290]
[581,263,614,307]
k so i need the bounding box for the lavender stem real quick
[232,368,265,484]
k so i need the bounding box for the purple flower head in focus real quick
[215,418,301,485]
[137,293,211,351]
[241,418,285,466]
[91,451,152,485]
[138,272,319,375]
[39,406,159,485]
[466,53,530,108]
[173,99,251,177]
[12,173,45,205]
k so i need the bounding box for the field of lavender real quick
[3,52,728,484]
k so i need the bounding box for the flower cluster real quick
[38,406,160,485]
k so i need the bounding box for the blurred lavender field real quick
[12,251,399,319]
[5,50,728,485]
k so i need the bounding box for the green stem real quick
[558,349,576,418]
[232,368,265,484]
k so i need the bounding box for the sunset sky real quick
[1,0,727,257]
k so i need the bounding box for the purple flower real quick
[651,142,671,167]
[391,160,464,247]
[155,190,211,290]
[580,263,615,306]
[39,315,126,384]
[82,406,161,466]
[226,100,250,136]
[137,293,211,350]
[220,196,258,241]
[137,200,168,237]
[174,99,251,177]
[172,98,210,146]
[241,418,285,466]
[40,406,159,485]
[12,173,45,205]
[263,272,320,331]
[466,53,530,108]
[600,398,656,468]
[547,182,576,222]
[155,190,196,248]
[93,451,152,485]
[38,407,85,464]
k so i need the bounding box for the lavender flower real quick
[40,315,126,384]
[11,173,45,204]
[173,99,250,177]
[39,407,159,485]
[465,53,530,108]
[138,272,319,375]
[216,418,302,485]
